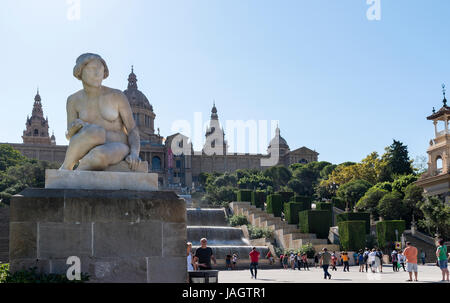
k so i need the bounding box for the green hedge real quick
[289,196,312,213]
[298,210,332,239]
[277,191,294,204]
[266,194,283,217]
[237,189,252,202]
[315,202,332,211]
[338,221,366,251]
[251,191,266,209]
[284,202,311,225]
[336,212,371,234]
[376,220,406,249]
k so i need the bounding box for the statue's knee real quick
[83,125,106,144]
[80,148,108,170]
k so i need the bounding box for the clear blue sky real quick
[0,0,448,165]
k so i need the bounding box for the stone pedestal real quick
[9,188,187,283]
[45,169,158,191]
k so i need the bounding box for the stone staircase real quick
[230,202,339,252]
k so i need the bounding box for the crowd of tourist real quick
[186,237,449,282]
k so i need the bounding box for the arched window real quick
[152,156,161,171]
[34,129,39,136]
[436,156,443,174]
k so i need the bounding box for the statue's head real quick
[73,53,109,88]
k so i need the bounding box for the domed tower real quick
[123,66,156,141]
[203,102,227,155]
[267,126,290,158]
[22,89,53,145]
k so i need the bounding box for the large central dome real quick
[123,66,153,112]
[123,66,156,140]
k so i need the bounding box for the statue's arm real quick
[118,92,141,170]
[65,97,85,140]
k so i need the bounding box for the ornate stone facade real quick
[4,68,318,189]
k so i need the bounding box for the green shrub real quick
[298,210,332,239]
[237,189,252,202]
[290,195,313,205]
[336,212,371,234]
[338,221,366,251]
[251,190,266,209]
[376,220,406,249]
[266,194,283,217]
[331,196,346,210]
[284,202,310,225]
[0,265,89,283]
[315,202,332,211]
[228,214,249,226]
[247,225,273,239]
[277,191,294,204]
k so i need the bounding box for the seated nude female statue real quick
[60,53,141,171]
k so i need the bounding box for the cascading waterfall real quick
[187,208,269,260]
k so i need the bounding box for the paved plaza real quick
[218,264,448,283]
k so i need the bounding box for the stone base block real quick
[9,188,187,283]
[45,169,158,191]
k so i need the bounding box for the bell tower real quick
[415,84,450,203]
[22,89,54,145]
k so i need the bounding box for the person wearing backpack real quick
[358,250,365,272]
[376,248,383,273]
[363,247,370,272]
[391,249,399,272]
[436,239,449,282]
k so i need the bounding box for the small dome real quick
[268,127,289,149]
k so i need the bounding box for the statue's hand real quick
[125,152,141,171]
[66,119,88,140]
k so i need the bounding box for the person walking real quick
[302,253,309,271]
[368,248,378,273]
[331,251,337,271]
[358,250,365,272]
[314,254,319,268]
[420,250,426,265]
[353,251,358,265]
[391,249,399,272]
[376,248,383,273]
[363,248,370,272]
[266,251,274,265]
[342,252,350,272]
[403,241,418,282]
[282,253,289,269]
[290,252,295,270]
[436,239,449,282]
[193,238,216,270]
[249,247,260,279]
[398,252,406,272]
[294,253,300,270]
[319,248,332,280]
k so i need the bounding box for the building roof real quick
[427,105,450,120]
